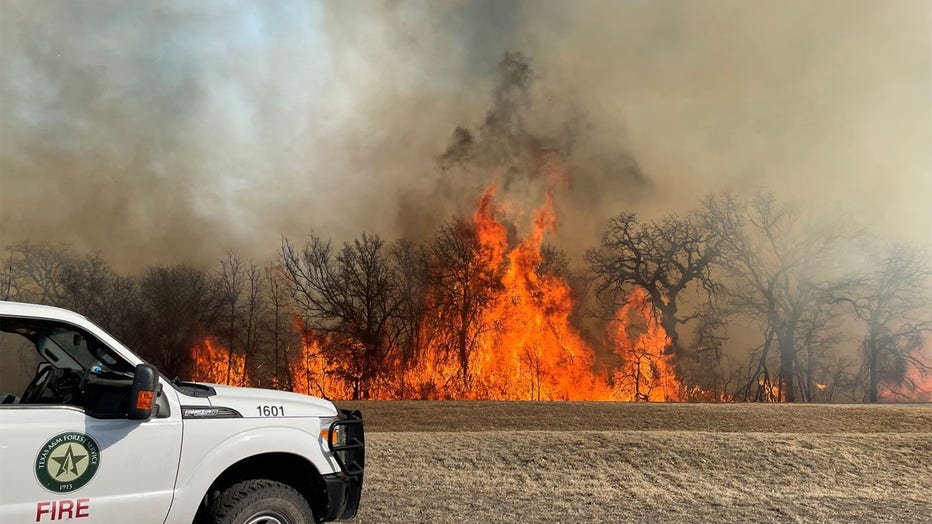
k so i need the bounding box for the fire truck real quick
[0,301,364,523]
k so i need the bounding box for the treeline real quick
[2,190,930,402]
[0,245,295,388]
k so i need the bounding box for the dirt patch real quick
[339,400,932,433]
[337,402,931,523]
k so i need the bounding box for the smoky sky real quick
[1,0,929,270]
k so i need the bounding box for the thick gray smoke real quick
[397,51,650,242]
[1,1,929,269]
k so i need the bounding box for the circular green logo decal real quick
[35,432,100,492]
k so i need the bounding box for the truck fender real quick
[164,426,335,524]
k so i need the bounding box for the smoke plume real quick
[1,1,929,269]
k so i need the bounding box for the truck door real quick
[0,317,183,523]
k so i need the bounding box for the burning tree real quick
[215,253,246,386]
[281,233,403,399]
[414,184,610,400]
[610,287,682,401]
[134,264,216,379]
[288,326,344,398]
[425,202,505,396]
[388,240,432,398]
[587,210,723,361]
[475,187,609,400]
[264,262,299,390]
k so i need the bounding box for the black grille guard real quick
[327,409,365,477]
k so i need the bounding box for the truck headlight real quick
[319,416,344,447]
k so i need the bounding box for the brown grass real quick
[334,402,931,523]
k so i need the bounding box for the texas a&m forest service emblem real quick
[35,432,100,492]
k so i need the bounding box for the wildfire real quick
[190,336,250,386]
[190,174,688,401]
[416,184,612,400]
[400,179,683,401]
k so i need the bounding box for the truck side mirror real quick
[128,363,159,420]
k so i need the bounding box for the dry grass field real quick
[337,402,932,523]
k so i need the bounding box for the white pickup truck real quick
[0,301,365,523]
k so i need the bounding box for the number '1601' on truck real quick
[0,301,365,523]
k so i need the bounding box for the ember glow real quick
[880,345,932,403]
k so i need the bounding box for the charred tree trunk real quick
[868,333,880,403]
[458,327,470,383]
[776,321,797,403]
[658,303,682,358]
[457,299,473,388]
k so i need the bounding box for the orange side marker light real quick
[136,390,154,410]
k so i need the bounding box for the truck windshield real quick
[0,318,133,375]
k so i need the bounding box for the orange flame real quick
[190,336,250,386]
[289,324,325,397]
[289,321,372,399]
[398,183,610,400]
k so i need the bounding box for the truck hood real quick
[206,384,338,418]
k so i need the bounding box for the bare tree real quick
[216,252,245,385]
[59,254,137,329]
[587,211,722,360]
[240,262,264,386]
[429,219,503,390]
[264,263,292,390]
[703,191,849,402]
[1,248,18,301]
[281,233,402,399]
[3,242,76,304]
[132,265,215,378]
[389,239,431,397]
[835,243,932,402]
[794,301,844,402]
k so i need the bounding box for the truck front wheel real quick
[209,479,315,524]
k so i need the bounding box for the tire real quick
[209,479,315,524]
